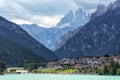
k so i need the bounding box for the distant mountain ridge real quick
[57,8,89,28]
[20,8,90,49]
[55,0,120,59]
[57,10,74,27]
[21,24,74,49]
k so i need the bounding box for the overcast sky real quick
[0,0,116,28]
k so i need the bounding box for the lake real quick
[0,74,120,80]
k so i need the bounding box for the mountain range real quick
[0,17,57,66]
[0,0,119,66]
[55,0,120,59]
[20,8,90,49]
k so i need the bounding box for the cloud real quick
[11,19,32,24]
[0,0,116,27]
[74,0,116,12]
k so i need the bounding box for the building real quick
[16,70,28,74]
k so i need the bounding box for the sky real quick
[0,0,116,28]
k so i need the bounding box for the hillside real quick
[0,16,57,60]
[55,2,120,59]
[0,34,46,67]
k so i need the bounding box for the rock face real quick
[57,10,74,27]
[0,16,57,66]
[20,8,90,49]
[55,2,120,59]
[53,27,81,51]
[72,8,89,28]
[57,8,89,29]
[91,4,107,20]
[53,9,90,50]
[108,0,120,10]
[21,24,74,49]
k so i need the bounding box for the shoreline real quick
[3,73,120,77]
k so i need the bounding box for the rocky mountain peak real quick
[75,8,84,15]
[108,0,120,10]
[116,0,120,4]
[57,10,74,27]
[57,8,90,28]
[74,8,85,20]
[97,4,106,10]
[55,4,120,59]
[116,0,120,8]
[90,4,107,20]
[21,8,90,50]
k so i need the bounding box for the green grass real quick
[35,68,56,73]
[33,68,76,74]
[59,69,76,74]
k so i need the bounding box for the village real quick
[5,55,120,74]
[46,55,120,73]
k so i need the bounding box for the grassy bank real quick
[32,68,76,74]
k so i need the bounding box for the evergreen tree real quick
[0,60,6,74]
[104,66,109,75]
[24,63,38,72]
[117,69,120,75]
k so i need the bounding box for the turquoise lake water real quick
[0,74,120,80]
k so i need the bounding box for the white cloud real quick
[11,14,63,28]
[74,0,116,12]
[29,15,63,27]
[0,0,116,27]
[0,0,5,7]
[11,19,32,24]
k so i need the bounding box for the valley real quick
[0,0,120,80]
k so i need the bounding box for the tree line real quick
[97,61,120,75]
[0,60,6,74]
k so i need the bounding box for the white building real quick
[16,70,28,74]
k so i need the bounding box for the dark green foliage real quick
[0,35,47,67]
[117,69,120,75]
[24,63,38,72]
[0,60,6,74]
[109,67,116,75]
[103,66,109,75]
[0,16,58,67]
[0,16,57,61]
[98,61,120,75]
[97,69,104,75]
